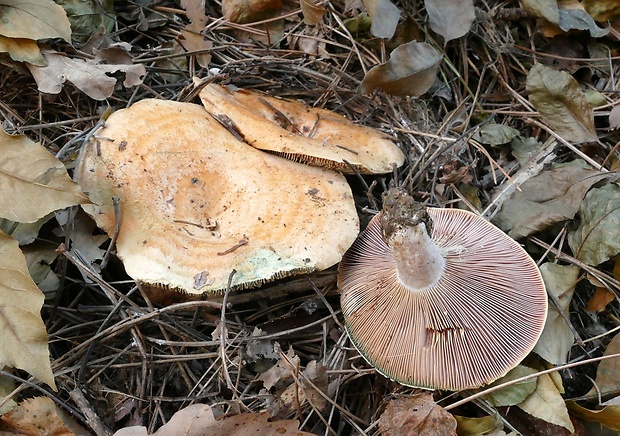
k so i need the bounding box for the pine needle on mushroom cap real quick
[199,83,405,174]
[76,99,359,295]
[338,189,548,391]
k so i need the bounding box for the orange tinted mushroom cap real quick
[338,189,547,391]
[199,84,405,174]
[77,99,359,295]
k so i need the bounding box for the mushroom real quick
[199,84,405,174]
[76,99,359,295]
[338,188,547,391]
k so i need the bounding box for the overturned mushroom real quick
[338,189,547,391]
[199,84,405,174]
[76,99,359,295]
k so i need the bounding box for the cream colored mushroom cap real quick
[338,209,548,391]
[199,84,405,174]
[77,99,359,294]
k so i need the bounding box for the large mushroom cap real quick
[199,84,405,174]
[338,203,547,391]
[76,99,359,295]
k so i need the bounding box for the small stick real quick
[100,196,120,270]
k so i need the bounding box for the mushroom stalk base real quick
[388,223,445,291]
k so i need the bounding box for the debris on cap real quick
[338,188,547,391]
[76,99,359,295]
[199,84,405,174]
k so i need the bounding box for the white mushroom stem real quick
[388,224,445,291]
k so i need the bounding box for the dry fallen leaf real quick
[520,0,560,24]
[378,393,457,436]
[0,35,46,65]
[453,413,502,436]
[585,287,616,312]
[114,404,315,436]
[566,401,620,431]
[480,365,538,407]
[526,63,597,143]
[359,40,442,96]
[0,0,71,42]
[533,263,579,365]
[424,0,475,43]
[0,396,88,435]
[583,0,620,21]
[556,0,609,38]
[568,184,620,266]
[300,0,326,25]
[361,0,400,39]
[610,105,620,130]
[0,129,89,223]
[0,231,56,390]
[517,373,574,432]
[258,347,299,390]
[222,0,282,23]
[27,49,146,101]
[55,0,116,43]
[179,0,211,67]
[588,333,620,396]
[492,163,613,239]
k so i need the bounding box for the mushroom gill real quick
[338,189,548,391]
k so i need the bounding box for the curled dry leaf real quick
[565,333,620,430]
[300,0,325,25]
[114,404,315,436]
[0,396,88,435]
[424,0,475,43]
[359,40,442,96]
[585,287,616,312]
[0,35,46,66]
[453,413,502,436]
[533,263,579,365]
[361,0,400,39]
[566,401,620,431]
[526,64,597,143]
[0,0,71,42]
[199,84,404,174]
[378,393,457,436]
[568,184,620,266]
[0,129,89,223]
[583,0,620,21]
[0,231,56,390]
[76,99,359,294]
[557,2,609,38]
[222,0,282,24]
[27,49,146,101]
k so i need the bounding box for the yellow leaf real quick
[567,401,620,431]
[518,373,574,432]
[0,129,90,223]
[0,396,86,434]
[0,231,56,390]
[0,0,71,42]
[0,35,46,66]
